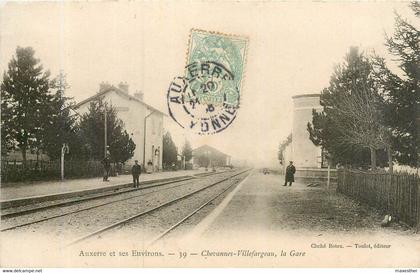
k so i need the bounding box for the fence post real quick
[417,175,420,232]
[327,164,331,189]
[61,152,64,181]
[387,173,391,213]
[336,169,419,229]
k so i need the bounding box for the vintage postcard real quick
[0,1,419,270]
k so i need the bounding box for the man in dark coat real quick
[283,161,296,186]
[132,160,142,188]
[101,156,111,181]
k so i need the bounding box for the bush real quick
[1,159,106,183]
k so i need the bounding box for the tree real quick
[372,2,419,168]
[308,47,391,169]
[110,130,136,164]
[308,108,377,168]
[41,72,82,160]
[1,47,51,164]
[278,134,292,165]
[162,131,178,169]
[78,99,135,163]
[181,140,193,162]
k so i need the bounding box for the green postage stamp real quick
[167,29,249,135]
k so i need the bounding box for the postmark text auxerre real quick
[167,29,248,135]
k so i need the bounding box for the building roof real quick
[192,145,230,157]
[292,94,320,99]
[74,86,166,116]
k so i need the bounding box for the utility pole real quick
[143,110,155,168]
[61,143,69,181]
[104,106,107,157]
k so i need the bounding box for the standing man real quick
[132,160,142,188]
[283,161,296,186]
[102,155,111,182]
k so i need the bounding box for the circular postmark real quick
[167,61,240,135]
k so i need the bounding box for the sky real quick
[0,1,416,167]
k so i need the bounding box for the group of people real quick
[101,156,143,188]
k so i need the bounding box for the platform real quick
[181,171,419,267]
[0,169,209,207]
[189,170,415,239]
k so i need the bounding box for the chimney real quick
[118,82,129,93]
[134,90,144,101]
[99,81,113,93]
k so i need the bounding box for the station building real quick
[74,82,165,171]
[192,145,231,168]
[281,93,336,183]
[291,94,323,169]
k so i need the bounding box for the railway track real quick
[67,169,251,246]
[146,171,250,246]
[1,170,228,219]
[0,170,232,232]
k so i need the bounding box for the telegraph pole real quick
[143,111,155,167]
[61,144,69,181]
[104,106,107,157]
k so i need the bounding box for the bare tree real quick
[309,48,394,172]
[332,82,393,172]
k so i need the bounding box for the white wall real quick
[144,111,163,171]
[292,95,323,169]
[75,91,163,169]
[282,143,293,173]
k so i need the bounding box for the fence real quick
[295,168,337,186]
[1,159,106,183]
[337,169,420,228]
